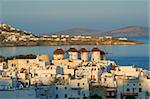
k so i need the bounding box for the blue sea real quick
[0,36,149,70]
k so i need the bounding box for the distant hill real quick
[48,26,149,36]
[109,26,149,36]
[1,23,149,36]
[48,28,102,36]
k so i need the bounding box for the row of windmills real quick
[53,47,107,62]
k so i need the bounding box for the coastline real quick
[0,40,143,47]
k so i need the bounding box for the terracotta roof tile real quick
[79,48,89,52]
[67,48,78,52]
[91,47,100,52]
[53,48,65,54]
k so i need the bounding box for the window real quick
[34,73,38,76]
[83,94,85,97]
[132,88,135,92]
[111,92,114,96]
[83,83,84,85]
[56,87,58,90]
[92,58,94,61]
[109,92,112,96]
[27,60,29,63]
[146,91,148,95]
[107,92,110,96]
[139,88,142,92]
[78,90,80,95]
[41,94,44,96]
[65,94,67,98]
[107,92,112,96]
[56,94,58,98]
[65,87,67,90]
[126,88,130,92]
[78,83,80,87]
[133,84,135,86]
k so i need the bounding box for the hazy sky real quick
[0,0,149,34]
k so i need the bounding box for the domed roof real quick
[67,48,78,52]
[53,48,65,55]
[79,48,89,52]
[91,47,100,52]
[91,47,107,55]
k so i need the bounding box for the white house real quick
[36,78,89,99]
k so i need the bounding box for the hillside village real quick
[0,23,141,46]
[0,47,150,99]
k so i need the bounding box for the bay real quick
[0,36,149,70]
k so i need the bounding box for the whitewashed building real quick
[36,78,89,99]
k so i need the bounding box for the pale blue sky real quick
[0,0,149,34]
